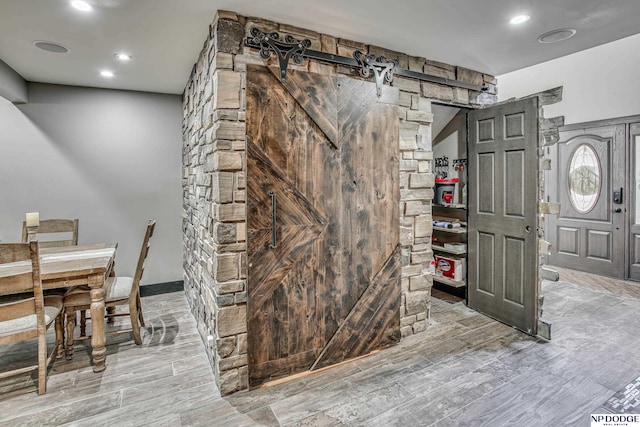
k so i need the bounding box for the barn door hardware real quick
[247,27,311,83]
[268,191,277,249]
[353,51,397,98]
[245,27,489,93]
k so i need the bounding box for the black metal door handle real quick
[614,207,622,213]
[268,191,277,249]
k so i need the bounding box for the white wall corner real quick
[0,58,28,104]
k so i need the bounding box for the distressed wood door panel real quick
[337,78,398,145]
[312,79,400,369]
[247,65,399,387]
[272,67,339,147]
[247,66,339,386]
[337,79,400,312]
[312,247,401,370]
[467,98,538,335]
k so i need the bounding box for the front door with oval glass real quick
[547,124,625,278]
[629,123,640,280]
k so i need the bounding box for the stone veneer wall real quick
[535,87,565,338]
[182,10,498,395]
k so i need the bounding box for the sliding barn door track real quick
[245,27,489,97]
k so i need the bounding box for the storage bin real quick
[435,178,458,205]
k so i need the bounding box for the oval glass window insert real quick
[568,144,601,213]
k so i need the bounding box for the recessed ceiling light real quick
[509,15,530,25]
[70,1,92,12]
[33,41,70,53]
[115,53,132,61]
[538,28,577,43]
[100,70,114,78]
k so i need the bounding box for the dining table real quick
[0,242,117,373]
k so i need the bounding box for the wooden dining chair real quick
[63,220,155,359]
[0,242,65,395]
[22,219,79,248]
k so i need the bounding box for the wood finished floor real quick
[1,272,639,426]
[552,265,640,300]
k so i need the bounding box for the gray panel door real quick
[627,123,640,280]
[546,124,625,277]
[467,98,538,335]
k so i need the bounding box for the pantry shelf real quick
[433,226,466,234]
[433,204,467,209]
[432,244,466,255]
[433,275,466,288]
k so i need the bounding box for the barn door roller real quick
[247,27,311,83]
[353,51,397,98]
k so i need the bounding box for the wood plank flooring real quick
[1,272,639,426]
[552,265,640,300]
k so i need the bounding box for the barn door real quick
[246,65,400,387]
[467,97,539,334]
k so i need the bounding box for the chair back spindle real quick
[131,220,155,298]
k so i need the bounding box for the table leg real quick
[107,260,116,324]
[89,273,107,372]
[65,309,75,360]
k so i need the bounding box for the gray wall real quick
[0,58,27,104]
[0,83,182,285]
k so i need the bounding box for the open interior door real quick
[467,97,539,335]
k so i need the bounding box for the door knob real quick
[614,208,622,213]
[525,226,531,233]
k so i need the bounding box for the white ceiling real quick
[1,0,639,95]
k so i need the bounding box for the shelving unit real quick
[433,203,466,209]
[432,226,466,234]
[431,275,466,288]
[432,203,467,295]
[432,113,468,300]
[431,244,466,256]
